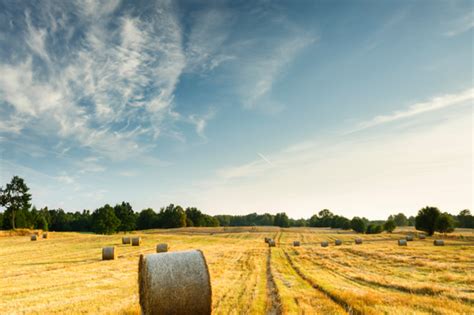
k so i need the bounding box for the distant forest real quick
[1,176,472,235]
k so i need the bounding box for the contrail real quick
[257,152,273,165]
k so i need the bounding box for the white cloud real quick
[353,88,473,132]
[444,12,474,37]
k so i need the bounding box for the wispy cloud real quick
[352,88,473,132]
[257,153,273,165]
[444,12,474,37]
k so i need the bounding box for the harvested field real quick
[0,227,473,314]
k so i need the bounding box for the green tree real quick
[114,202,136,232]
[415,206,441,236]
[274,212,290,227]
[390,213,408,226]
[383,219,396,233]
[158,204,186,228]
[407,216,416,226]
[436,213,455,234]
[91,204,120,234]
[366,224,383,234]
[0,176,32,229]
[185,207,206,227]
[351,217,366,233]
[137,208,157,230]
[457,209,473,228]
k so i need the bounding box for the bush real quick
[366,224,383,234]
[351,217,367,233]
[383,219,396,233]
[436,213,454,233]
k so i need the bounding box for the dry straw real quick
[321,241,329,247]
[268,240,276,247]
[355,238,363,245]
[139,250,212,315]
[102,247,115,260]
[122,237,131,244]
[293,241,300,247]
[398,239,407,246]
[156,243,169,253]
[335,239,342,246]
[30,235,37,241]
[406,235,414,241]
[132,237,141,246]
[433,240,444,246]
[42,233,48,239]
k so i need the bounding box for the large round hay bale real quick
[433,240,444,246]
[42,233,48,239]
[355,238,363,245]
[419,234,426,239]
[156,243,169,253]
[335,239,342,246]
[102,247,115,260]
[321,241,329,247]
[132,237,141,246]
[268,240,276,247]
[139,250,212,315]
[406,235,414,241]
[30,235,37,241]
[122,237,131,244]
[398,239,407,246]
[293,241,300,247]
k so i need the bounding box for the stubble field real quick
[1,227,473,314]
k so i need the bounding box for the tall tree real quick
[383,219,396,233]
[351,217,367,233]
[274,212,290,227]
[114,202,136,232]
[415,206,441,236]
[91,204,120,234]
[436,213,455,234]
[0,176,32,229]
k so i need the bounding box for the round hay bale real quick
[433,240,444,246]
[321,241,329,247]
[156,243,169,253]
[139,250,212,315]
[293,241,300,247]
[30,235,37,241]
[42,233,48,239]
[335,239,342,246]
[406,235,414,241]
[264,237,270,244]
[418,234,426,239]
[268,240,276,247]
[398,239,407,246]
[102,247,115,260]
[132,237,141,246]
[122,237,131,244]
[355,238,363,245]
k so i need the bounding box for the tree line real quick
[1,176,472,235]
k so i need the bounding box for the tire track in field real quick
[282,250,357,315]
[266,248,282,315]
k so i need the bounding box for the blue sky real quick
[0,0,472,219]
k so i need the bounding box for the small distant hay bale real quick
[42,233,48,239]
[264,237,271,243]
[132,237,141,246]
[268,240,276,247]
[355,238,363,245]
[321,241,329,247]
[139,250,212,315]
[433,240,444,246]
[398,239,407,246]
[293,241,300,247]
[102,247,115,260]
[419,234,426,239]
[406,235,414,241]
[30,235,37,241]
[122,237,131,244]
[156,243,169,253]
[335,239,342,246]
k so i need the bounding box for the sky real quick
[0,0,472,220]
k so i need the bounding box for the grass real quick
[0,227,473,314]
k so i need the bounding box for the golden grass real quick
[0,227,472,314]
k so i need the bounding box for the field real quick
[1,227,473,314]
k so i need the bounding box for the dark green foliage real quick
[366,224,383,234]
[436,213,455,233]
[415,206,441,236]
[457,209,473,228]
[157,204,186,228]
[383,219,396,233]
[274,212,290,227]
[0,176,32,229]
[114,202,136,232]
[388,213,408,226]
[351,217,367,233]
[91,204,120,234]
[137,208,158,230]
[407,216,416,226]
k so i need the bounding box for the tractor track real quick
[266,247,282,315]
